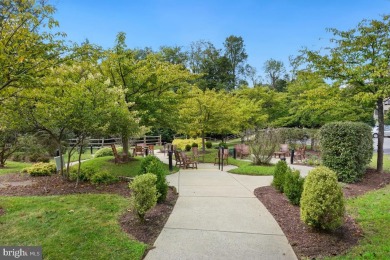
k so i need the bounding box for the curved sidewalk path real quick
[145,154,298,260]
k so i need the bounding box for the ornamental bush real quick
[284,168,305,205]
[272,160,288,192]
[23,162,56,176]
[319,122,373,183]
[191,142,199,148]
[139,156,161,174]
[90,171,118,185]
[129,173,158,222]
[69,166,97,182]
[300,166,345,230]
[172,138,202,150]
[185,144,191,151]
[145,160,168,203]
[205,141,212,149]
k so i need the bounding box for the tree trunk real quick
[202,131,206,154]
[122,134,129,162]
[377,98,384,173]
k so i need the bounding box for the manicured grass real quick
[370,153,390,172]
[0,194,146,259]
[228,164,275,175]
[329,184,390,259]
[75,156,141,178]
[0,161,33,175]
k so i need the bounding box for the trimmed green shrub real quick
[90,171,118,185]
[185,144,191,151]
[69,166,97,182]
[205,141,212,149]
[284,168,305,205]
[94,147,123,158]
[319,122,373,183]
[146,161,168,203]
[139,156,161,174]
[129,173,158,222]
[24,162,56,176]
[300,166,345,230]
[191,142,198,148]
[272,160,288,192]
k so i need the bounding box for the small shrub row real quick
[172,138,202,151]
[23,162,56,176]
[69,165,118,184]
[272,160,304,206]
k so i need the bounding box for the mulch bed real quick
[255,169,390,259]
[0,172,179,249]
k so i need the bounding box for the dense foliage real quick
[129,173,158,221]
[300,167,345,230]
[284,168,305,205]
[271,160,288,192]
[319,122,373,182]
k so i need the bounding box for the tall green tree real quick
[101,32,194,154]
[278,71,373,127]
[177,87,241,152]
[303,15,390,172]
[223,35,248,90]
[236,86,288,126]
[263,59,286,90]
[0,0,65,103]
[188,40,232,91]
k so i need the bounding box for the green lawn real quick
[0,194,146,259]
[370,153,390,172]
[329,184,390,259]
[0,161,33,175]
[228,164,275,175]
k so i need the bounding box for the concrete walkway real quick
[145,154,297,260]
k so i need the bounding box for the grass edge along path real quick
[0,194,146,259]
[198,150,275,176]
[328,184,390,259]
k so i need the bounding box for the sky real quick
[50,0,390,81]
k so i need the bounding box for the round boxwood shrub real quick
[185,144,191,151]
[319,121,373,183]
[272,160,288,192]
[284,168,305,205]
[129,173,158,222]
[146,161,168,203]
[300,166,345,230]
[205,141,212,149]
[191,142,198,148]
[139,156,162,174]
